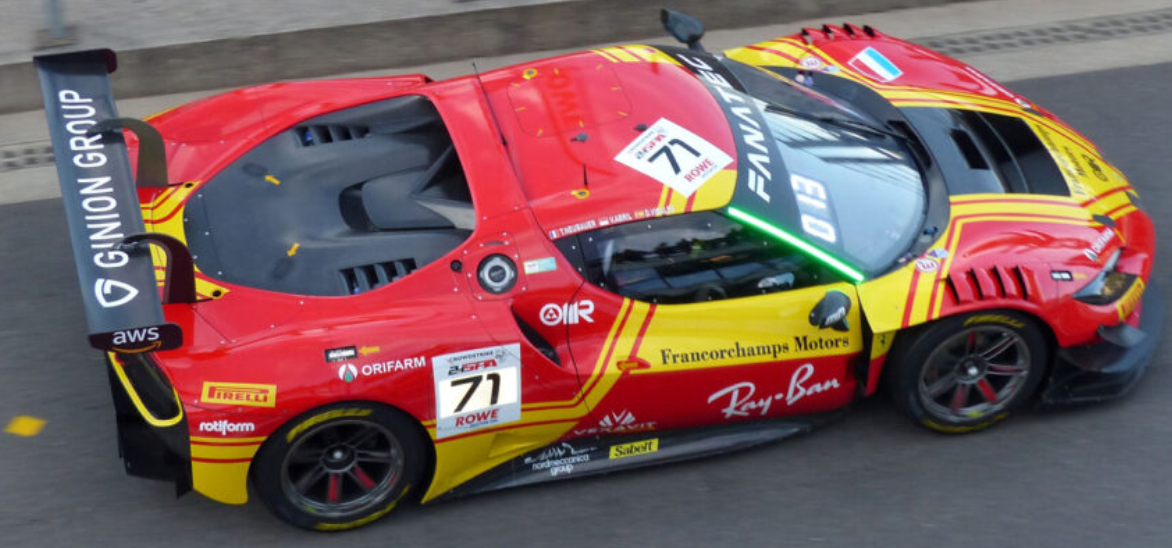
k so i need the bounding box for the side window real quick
[577,211,832,304]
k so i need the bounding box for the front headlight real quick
[1072,249,1137,305]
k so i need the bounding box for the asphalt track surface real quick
[1,63,1171,548]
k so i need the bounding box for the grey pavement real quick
[0,0,568,64]
[1,64,1171,547]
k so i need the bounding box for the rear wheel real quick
[887,311,1048,433]
[252,403,426,531]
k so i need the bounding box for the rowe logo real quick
[198,420,256,436]
[94,278,138,308]
[455,408,499,427]
[201,382,277,408]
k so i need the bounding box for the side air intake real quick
[294,124,371,147]
[339,258,418,294]
[945,265,1040,305]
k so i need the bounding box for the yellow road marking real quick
[5,416,46,437]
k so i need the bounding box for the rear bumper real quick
[1041,282,1163,405]
[106,359,192,496]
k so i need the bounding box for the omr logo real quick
[94,278,138,308]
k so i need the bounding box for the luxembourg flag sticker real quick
[848,47,903,82]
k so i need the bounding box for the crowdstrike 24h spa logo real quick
[94,278,138,308]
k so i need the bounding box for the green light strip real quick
[728,206,865,283]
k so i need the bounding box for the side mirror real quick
[661,9,706,51]
[809,290,852,332]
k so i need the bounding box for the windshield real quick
[719,59,927,276]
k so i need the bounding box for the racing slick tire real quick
[886,311,1048,434]
[252,402,427,531]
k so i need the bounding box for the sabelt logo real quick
[201,382,277,408]
[198,420,256,436]
[609,438,659,460]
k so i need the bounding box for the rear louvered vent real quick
[340,258,417,294]
[295,125,371,147]
[945,265,1035,305]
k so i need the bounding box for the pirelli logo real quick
[201,382,277,408]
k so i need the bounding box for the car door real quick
[561,210,863,433]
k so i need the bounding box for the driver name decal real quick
[615,117,732,197]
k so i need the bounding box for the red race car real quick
[36,9,1159,531]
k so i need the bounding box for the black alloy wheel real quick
[253,403,427,531]
[887,311,1048,433]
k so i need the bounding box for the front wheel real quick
[887,311,1048,433]
[252,403,427,531]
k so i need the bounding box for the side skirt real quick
[436,411,844,501]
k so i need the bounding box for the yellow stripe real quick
[689,169,737,211]
[951,194,1076,205]
[656,184,671,211]
[192,461,250,504]
[107,353,184,428]
[191,443,261,461]
[949,199,1088,220]
[592,49,620,63]
[623,46,654,62]
[190,435,267,443]
[142,105,179,122]
[603,47,640,63]
[1110,205,1138,220]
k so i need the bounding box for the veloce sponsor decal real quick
[573,409,656,436]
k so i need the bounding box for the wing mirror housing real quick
[809,290,852,332]
[661,9,706,51]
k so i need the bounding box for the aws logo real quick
[94,278,138,308]
[112,326,161,353]
[90,323,183,353]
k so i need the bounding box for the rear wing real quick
[35,49,184,353]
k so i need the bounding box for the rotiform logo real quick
[198,420,256,436]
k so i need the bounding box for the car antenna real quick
[471,60,508,146]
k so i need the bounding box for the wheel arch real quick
[871,304,1059,394]
[246,399,437,503]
